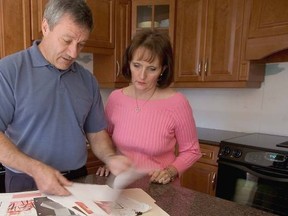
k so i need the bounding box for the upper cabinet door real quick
[248,0,288,38]
[204,0,244,81]
[174,0,245,83]
[0,0,31,58]
[114,0,131,84]
[30,0,48,41]
[131,0,175,46]
[85,0,115,50]
[246,0,288,60]
[174,0,206,82]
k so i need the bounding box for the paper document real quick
[0,183,169,216]
[49,183,151,215]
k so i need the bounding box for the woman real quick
[97,29,201,184]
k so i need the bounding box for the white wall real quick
[100,62,288,136]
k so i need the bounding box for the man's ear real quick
[42,18,49,36]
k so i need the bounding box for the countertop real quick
[76,175,275,216]
[197,127,249,145]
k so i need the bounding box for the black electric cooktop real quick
[221,133,288,152]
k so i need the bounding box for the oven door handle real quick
[218,161,288,182]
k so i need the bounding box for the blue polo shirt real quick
[0,41,107,171]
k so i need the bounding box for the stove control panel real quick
[218,144,288,169]
[218,146,242,158]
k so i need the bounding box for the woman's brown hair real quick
[122,29,174,88]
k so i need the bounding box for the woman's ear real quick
[162,65,167,74]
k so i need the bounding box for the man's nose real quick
[67,44,79,59]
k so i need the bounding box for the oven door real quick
[216,160,288,216]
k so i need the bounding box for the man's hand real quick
[0,132,72,195]
[31,163,73,196]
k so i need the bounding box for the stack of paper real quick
[0,183,169,216]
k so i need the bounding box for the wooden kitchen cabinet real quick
[245,0,288,60]
[0,0,31,58]
[30,0,115,51]
[173,0,264,88]
[86,146,104,175]
[114,0,131,85]
[131,0,175,46]
[30,0,48,41]
[1,0,116,56]
[93,0,131,88]
[84,0,115,52]
[181,143,219,196]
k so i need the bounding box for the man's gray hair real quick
[43,0,93,31]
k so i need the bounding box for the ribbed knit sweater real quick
[105,89,201,174]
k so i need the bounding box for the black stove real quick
[216,133,288,215]
[221,133,288,151]
[219,133,288,170]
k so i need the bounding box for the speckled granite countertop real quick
[197,127,249,145]
[76,175,276,216]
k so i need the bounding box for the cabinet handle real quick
[116,60,120,77]
[204,61,208,75]
[201,152,207,157]
[198,62,202,74]
[212,173,217,191]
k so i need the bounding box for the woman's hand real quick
[96,166,110,177]
[149,166,178,184]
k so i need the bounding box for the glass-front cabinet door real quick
[132,0,175,46]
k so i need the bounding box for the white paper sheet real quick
[0,183,169,216]
[49,183,153,216]
[0,191,43,216]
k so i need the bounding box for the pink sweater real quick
[105,89,201,174]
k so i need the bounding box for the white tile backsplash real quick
[179,62,288,136]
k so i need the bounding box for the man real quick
[0,0,131,195]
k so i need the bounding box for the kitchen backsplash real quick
[182,62,288,136]
[100,62,288,136]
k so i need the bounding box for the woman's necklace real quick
[134,88,157,112]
